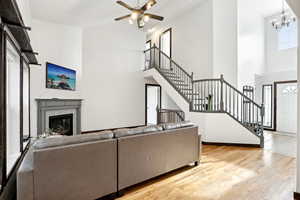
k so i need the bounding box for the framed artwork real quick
[46,62,76,91]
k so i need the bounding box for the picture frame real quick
[46,62,76,91]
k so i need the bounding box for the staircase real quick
[144,46,264,147]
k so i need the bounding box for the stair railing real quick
[144,46,264,146]
[144,46,194,102]
[157,108,185,124]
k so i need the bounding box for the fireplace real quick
[36,99,82,136]
[49,114,73,136]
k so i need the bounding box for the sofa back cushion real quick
[33,130,114,149]
[113,125,163,138]
[180,121,195,128]
[162,121,194,130]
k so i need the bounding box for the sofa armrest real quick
[17,149,34,200]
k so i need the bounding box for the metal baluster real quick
[237,93,240,121]
[220,75,224,112]
[213,81,216,111]
[233,90,235,117]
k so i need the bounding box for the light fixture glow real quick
[148,28,155,33]
[143,15,150,22]
[129,18,134,24]
[131,12,139,20]
[146,3,152,10]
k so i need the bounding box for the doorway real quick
[145,84,161,125]
[274,80,297,134]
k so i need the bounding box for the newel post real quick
[260,103,265,126]
[220,74,224,112]
[190,72,194,111]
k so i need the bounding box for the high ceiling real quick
[239,0,292,17]
[30,0,205,28]
[30,0,291,28]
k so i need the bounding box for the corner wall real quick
[147,0,213,80]
[81,23,145,131]
[212,0,238,85]
[30,20,83,137]
[265,15,297,74]
[238,0,265,89]
[286,0,300,194]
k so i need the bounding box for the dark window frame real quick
[0,26,31,190]
[262,84,273,130]
[159,28,172,67]
[22,60,31,145]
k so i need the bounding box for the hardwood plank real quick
[117,145,295,200]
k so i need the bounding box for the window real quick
[6,38,21,176]
[23,61,30,147]
[159,28,172,69]
[145,40,152,69]
[278,22,298,50]
[262,85,273,128]
[159,28,172,57]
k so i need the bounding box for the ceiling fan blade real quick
[141,0,157,11]
[116,1,134,11]
[145,13,164,21]
[115,14,131,21]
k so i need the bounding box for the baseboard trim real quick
[202,141,260,148]
[82,124,145,134]
[294,192,300,199]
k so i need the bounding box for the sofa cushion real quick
[143,125,163,133]
[113,127,145,138]
[113,125,163,138]
[162,121,194,130]
[180,121,195,128]
[33,131,114,149]
[162,122,181,130]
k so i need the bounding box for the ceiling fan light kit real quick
[115,0,164,29]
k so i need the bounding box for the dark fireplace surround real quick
[36,99,82,136]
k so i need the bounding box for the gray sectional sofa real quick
[17,122,200,200]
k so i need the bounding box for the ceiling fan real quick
[114,0,164,28]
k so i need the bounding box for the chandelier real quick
[271,0,296,30]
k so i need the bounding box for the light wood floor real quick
[117,145,296,200]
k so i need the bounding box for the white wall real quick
[204,113,260,144]
[147,0,238,86]
[147,0,213,80]
[212,0,238,85]
[265,15,298,73]
[30,20,82,136]
[81,23,145,131]
[285,0,300,193]
[238,0,265,89]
